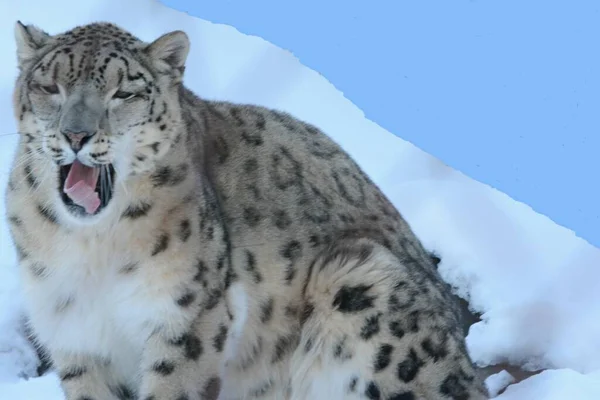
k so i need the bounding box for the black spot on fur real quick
[201,376,221,399]
[60,365,87,381]
[251,111,266,130]
[29,262,47,278]
[300,302,314,325]
[243,158,258,173]
[260,298,274,324]
[421,334,449,362]
[179,334,203,360]
[213,136,230,164]
[440,373,472,400]
[7,178,16,192]
[110,383,134,400]
[176,219,192,242]
[308,139,341,159]
[151,164,188,187]
[281,240,302,261]
[348,377,358,392]
[204,288,222,310]
[397,349,424,383]
[8,177,17,191]
[303,123,320,135]
[152,361,175,375]
[243,206,262,227]
[151,233,169,256]
[333,285,375,313]
[271,334,298,364]
[365,381,381,399]
[241,130,264,146]
[250,381,273,397]
[406,311,420,333]
[374,344,394,372]
[284,304,299,318]
[333,337,353,361]
[281,240,302,283]
[271,110,298,131]
[243,250,262,284]
[389,281,418,311]
[205,225,215,240]
[212,324,228,352]
[193,259,208,284]
[304,336,314,353]
[8,215,22,227]
[176,291,196,307]
[224,264,237,290]
[301,185,331,224]
[119,262,138,274]
[338,213,356,224]
[19,105,27,121]
[270,146,303,190]
[216,253,226,270]
[229,107,245,126]
[37,205,58,224]
[15,244,29,261]
[273,209,291,230]
[389,320,405,339]
[308,234,322,248]
[360,313,382,340]
[333,169,366,208]
[24,164,39,188]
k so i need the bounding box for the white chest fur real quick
[21,221,160,375]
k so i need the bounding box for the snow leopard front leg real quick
[136,187,233,400]
[51,277,227,400]
[138,298,229,400]
[53,351,129,400]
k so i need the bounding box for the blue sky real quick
[161,0,600,247]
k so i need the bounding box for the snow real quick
[485,370,515,398]
[1,0,599,398]
[497,369,600,400]
[0,374,64,400]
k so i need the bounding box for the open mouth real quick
[59,160,116,216]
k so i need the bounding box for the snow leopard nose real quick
[62,130,96,152]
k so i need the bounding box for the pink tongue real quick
[63,160,101,214]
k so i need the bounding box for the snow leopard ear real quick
[14,21,51,67]
[145,30,190,75]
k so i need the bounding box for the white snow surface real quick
[485,370,515,398]
[0,0,599,398]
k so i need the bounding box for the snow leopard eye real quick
[30,83,59,95]
[112,90,137,101]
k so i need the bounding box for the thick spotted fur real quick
[6,21,488,400]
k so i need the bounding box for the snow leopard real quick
[5,21,488,400]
